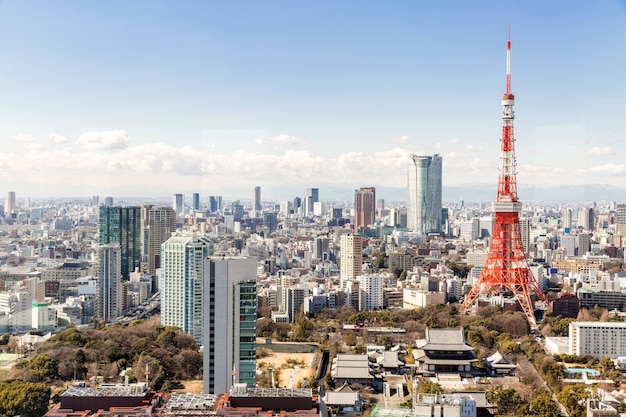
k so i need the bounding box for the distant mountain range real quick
[261,183,626,203]
[43,183,626,205]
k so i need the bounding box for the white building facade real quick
[569,321,626,358]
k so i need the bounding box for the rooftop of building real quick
[61,383,148,398]
[570,321,626,328]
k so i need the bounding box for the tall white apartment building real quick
[459,219,479,241]
[562,208,573,230]
[340,234,363,284]
[203,257,257,394]
[520,217,531,254]
[356,274,384,310]
[97,244,122,321]
[161,235,213,345]
[0,291,32,333]
[569,321,626,358]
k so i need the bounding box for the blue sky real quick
[1,1,625,201]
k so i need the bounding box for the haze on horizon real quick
[0,1,625,201]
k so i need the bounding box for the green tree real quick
[256,317,277,337]
[418,380,443,394]
[557,385,587,417]
[424,316,439,328]
[28,354,59,382]
[0,379,51,417]
[488,388,526,415]
[324,372,335,390]
[293,316,313,342]
[527,392,560,417]
[549,316,575,336]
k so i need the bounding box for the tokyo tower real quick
[460,30,547,326]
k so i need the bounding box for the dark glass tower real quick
[99,206,141,280]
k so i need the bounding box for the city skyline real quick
[0,2,625,200]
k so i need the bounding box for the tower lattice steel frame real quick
[460,30,547,326]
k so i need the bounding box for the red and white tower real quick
[460,30,546,326]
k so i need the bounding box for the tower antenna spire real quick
[506,25,511,95]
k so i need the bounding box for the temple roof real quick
[485,351,517,369]
[415,328,474,352]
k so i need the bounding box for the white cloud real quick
[16,132,34,142]
[50,133,70,144]
[271,134,305,147]
[579,163,626,175]
[76,129,130,151]
[254,134,305,149]
[464,145,479,152]
[1,131,624,196]
[449,137,461,144]
[391,135,411,144]
[586,146,614,156]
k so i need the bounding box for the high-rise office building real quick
[263,211,278,233]
[578,233,591,256]
[354,187,376,230]
[578,207,594,231]
[147,206,177,275]
[5,191,15,215]
[192,193,200,211]
[561,234,576,257]
[253,186,261,216]
[562,208,572,230]
[340,234,363,284]
[97,244,122,321]
[173,193,184,216]
[161,235,213,345]
[281,286,305,322]
[293,197,302,215]
[203,257,257,394]
[305,188,319,215]
[407,154,442,235]
[104,196,114,207]
[616,203,626,238]
[99,206,141,280]
[208,195,222,213]
[520,217,531,255]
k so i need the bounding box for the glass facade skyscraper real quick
[407,154,442,235]
[99,206,141,279]
[161,235,214,345]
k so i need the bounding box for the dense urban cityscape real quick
[1,2,626,417]
[2,156,626,417]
